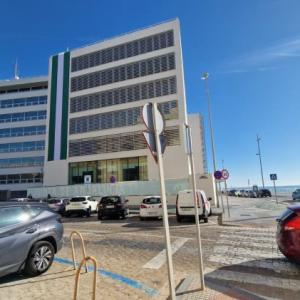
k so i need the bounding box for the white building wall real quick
[0,77,48,194]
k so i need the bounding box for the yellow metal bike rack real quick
[70,231,88,273]
[73,256,98,300]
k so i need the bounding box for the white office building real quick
[42,19,206,188]
[0,77,48,198]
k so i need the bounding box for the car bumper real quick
[66,208,89,214]
[98,209,125,216]
[140,211,162,217]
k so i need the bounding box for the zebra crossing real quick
[205,226,300,297]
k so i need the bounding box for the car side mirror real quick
[125,199,129,203]
[208,197,212,201]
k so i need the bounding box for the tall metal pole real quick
[185,124,205,290]
[222,160,230,218]
[256,135,265,188]
[202,73,219,207]
[153,103,176,300]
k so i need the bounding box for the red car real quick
[276,204,300,263]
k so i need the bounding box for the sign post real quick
[184,124,205,291]
[270,174,278,204]
[143,102,176,299]
[221,169,230,218]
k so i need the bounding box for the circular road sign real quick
[214,170,223,180]
[221,169,229,180]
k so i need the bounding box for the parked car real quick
[9,198,29,202]
[176,189,211,223]
[97,195,129,220]
[65,196,98,217]
[258,189,272,198]
[235,190,242,197]
[47,198,70,215]
[292,189,300,201]
[0,202,63,278]
[139,196,162,220]
[228,190,237,196]
[243,190,249,197]
[248,190,258,198]
[276,204,300,263]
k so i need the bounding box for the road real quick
[0,196,299,299]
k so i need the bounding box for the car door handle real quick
[26,226,38,234]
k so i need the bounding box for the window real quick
[69,100,178,134]
[71,53,176,92]
[0,110,46,123]
[0,207,28,228]
[0,141,45,153]
[69,156,148,184]
[72,29,173,72]
[0,126,46,138]
[0,156,44,168]
[68,126,180,157]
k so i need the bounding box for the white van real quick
[176,190,211,223]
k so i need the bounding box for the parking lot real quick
[1,196,300,299]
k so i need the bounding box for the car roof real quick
[288,204,300,212]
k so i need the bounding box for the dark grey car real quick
[0,202,64,278]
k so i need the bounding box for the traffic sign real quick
[270,174,277,181]
[221,169,229,180]
[142,103,166,162]
[214,170,223,180]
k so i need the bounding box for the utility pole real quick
[201,72,219,207]
[256,135,265,188]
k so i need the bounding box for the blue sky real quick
[1,0,299,187]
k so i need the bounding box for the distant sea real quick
[232,185,300,197]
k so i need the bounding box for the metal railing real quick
[70,231,88,273]
[73,256,98,300]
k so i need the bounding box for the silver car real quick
[0,202,64,278]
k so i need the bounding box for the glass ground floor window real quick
[69,156,147,184]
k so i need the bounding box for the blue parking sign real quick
[270,174,277,181]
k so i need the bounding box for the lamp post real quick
[201,72,219,207]
[256,135,265,188]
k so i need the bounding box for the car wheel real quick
[98,214,102,220]
[121,211,126,219]
[140,216,144,221]
[24,241,55,276]
[204,217,209,223]
[86,208,91,217]
[208,208,212,216]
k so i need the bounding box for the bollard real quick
[70,231,88,272]
[73,256,98,300]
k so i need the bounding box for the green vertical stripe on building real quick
[47,55,58,161]
[60,51,70,160]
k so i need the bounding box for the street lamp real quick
[256,135,265,188]
[201,72,219,207]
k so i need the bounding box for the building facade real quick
[32,19,203,188]
[0,77,48,197]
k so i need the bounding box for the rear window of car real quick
[278,208,295,221]
[70,197,86,202]
[48,199,61,204]
[143,197,161,204]
[101,197,121,204]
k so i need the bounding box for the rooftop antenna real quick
[14,58,20,80]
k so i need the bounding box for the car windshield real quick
[101,197,121,204]
[70,197,86,202]
[143,197,161,204]
[48,199,61,204]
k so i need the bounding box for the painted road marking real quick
[53,257,158,297]
[143,238,189,269]
[212,245,282,259]
[208,255,300,275]
[205,268,300,292]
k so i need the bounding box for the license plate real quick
[181,208,192,211]
[106,205,114,208]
